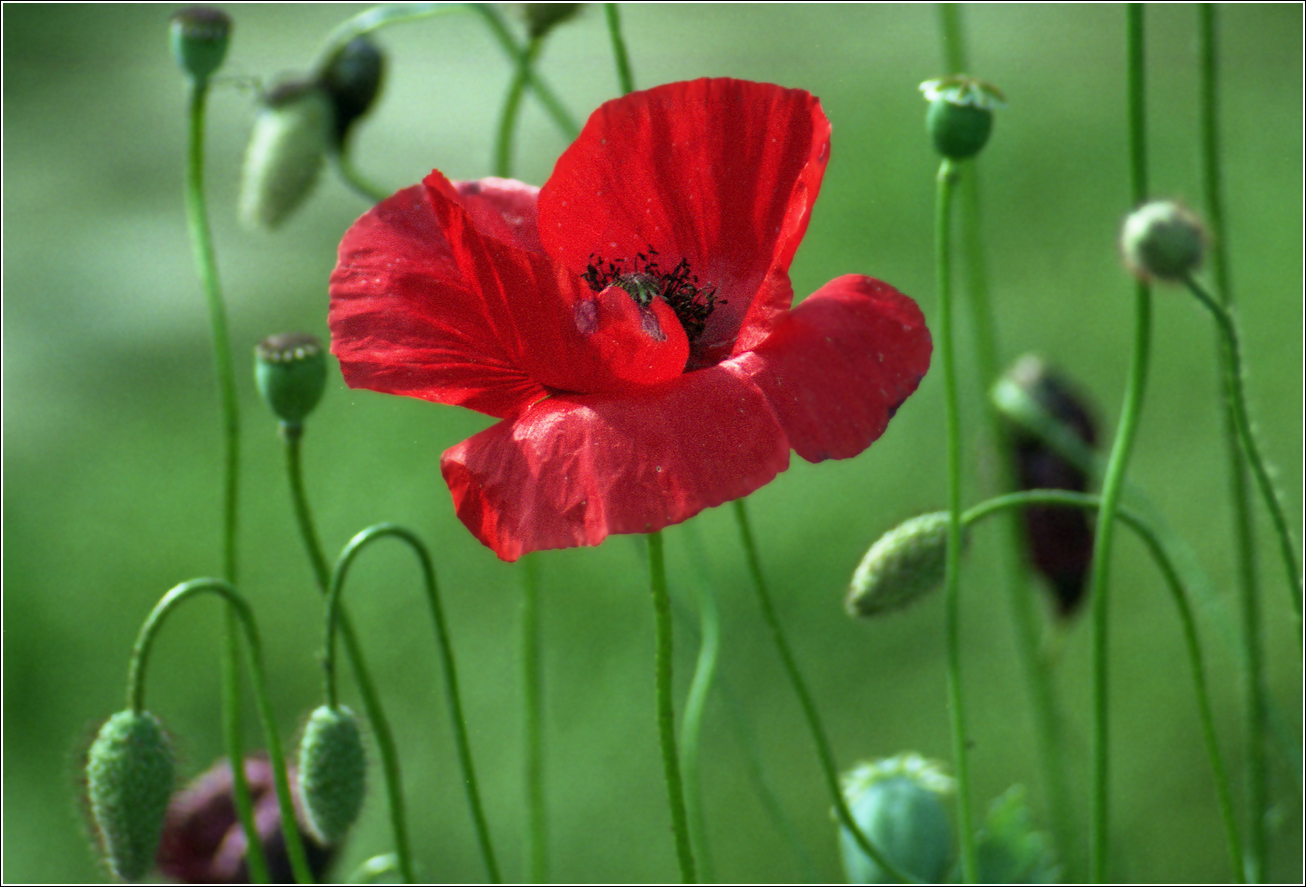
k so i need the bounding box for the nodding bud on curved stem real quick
[1121,200,1208,283]
[298,705,368,845]
[86,710,177,882]
[847,512,956,618]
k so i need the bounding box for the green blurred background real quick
[4,3,1301,882]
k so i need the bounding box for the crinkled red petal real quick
[441,369,792,561]
[329,183,547,419]
[727,275,933,462]
[538,78,831,367]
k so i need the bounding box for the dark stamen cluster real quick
[582,247,724,342]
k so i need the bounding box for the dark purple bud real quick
[317,37,385,148]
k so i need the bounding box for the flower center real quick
[581,248,723,343]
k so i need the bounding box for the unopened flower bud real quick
[318,37,385,148]
[86,710,176,881]
[170,7,231,85]
[920,76,1004,160]
[240,81,333,229]
[847,513,956,618]
[520,3,584,38]
[1121,200,1207,282]
[997,355,1097,619]
[839,753,954,884]
[255,332,327,428]
[298,705,367,845]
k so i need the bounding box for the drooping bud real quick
[920,76,1005,160]
[255,332,328,428]
[520,3,584,39]
[156,755,335,883]
[318,37,385,149]
[298,706,367,845]
[86,710,176,881]
[170,7,232,85]
[839,753,955,884]
[1121,200,1207,282]
[239,81,333,229]
[847,513,956,618]
[996,354,1098,619]
[974,786,1060,883]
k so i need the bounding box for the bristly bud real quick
[298,706,367,845]
[998,354,1097,619]
[839,754,955,884]
[170,7,231,85]
[86,710,176,881]
[317,37,385,149]
[255,332,328,428]
[520,3,585,39]
[239,81,333,229]
[920,75,1004,160]
[1121,200,1207,282]
[156,755,335,883]
[847,513,956,618]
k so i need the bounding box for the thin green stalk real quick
[964,492,1246,881]
[934,157,977,882]
[494,34,544,178]
[330,150,390,204]
[731,500,916,884]
[680,553,721,882]
[604,3,635,96]
[647,531,698,883]
[471,3,580,139]
[1089,9,1151,880]
[521,554,548,883]
[182,78,265,883]
[281,427,416,883]
[327,524,501,883]
[128,580,315,884]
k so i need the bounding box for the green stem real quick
[182,78,264,883]
[128,580,315,884]
[731,500,916,883]
[604,3,635,96]
[494,34,544,178]
[327,524,502,883]
[471,3,580,139]
[934,157,977,882]
[1089,9,1151,880]
[963,492,1246,882]
[647,531,698,883]
[521,554,547,883]
[679,550,721,882]
[330,149,390,204]
[1198,9,1268,879]
[281,427,416,883]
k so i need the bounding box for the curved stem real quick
[330,149,390,204]
[679,550,721,882]
[494,34,544,178]
[604,3,635,96]
[471,3,580,139]
[128,580,315,884]
[731,500,916,883]
[327,524,501,882]
[963,492,1246,881]
[281,427,416,883]
[647,531,698,882]
[520,554,548,883]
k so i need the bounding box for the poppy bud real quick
[920,76,1004,160]
[255,332,327,428]
[156,755,335,883]
[86,710,176,881]
[297,705,367,845]
[1121,200,1207,283]
[170,7,231,85]
[520,3,584,38]
[318,37,385,149]
[847,512,956,618]
[839,753,954,884]
[998,354,1098,619]
[239,81,333,229]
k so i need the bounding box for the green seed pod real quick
[839,754,954,884]
[318,36,385,149]
[298,705,367,845]
[86,710,176,881]
[170,7,231,85]
[920,76,1005,160]
[1121,200,1207,283]
[240,81,333,230]
[255,332,327,428]
[847,513,957,618]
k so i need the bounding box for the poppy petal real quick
[538,78,831,367]
[441,368,792,561]
[728,275,933,462]
[329,183,547,418]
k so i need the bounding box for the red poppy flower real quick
[330,78,932,561]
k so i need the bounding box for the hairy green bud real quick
[86,710,176,881]
[298,705,367,844]
[847,513,957,617]
[1121,200,1207,282]
[240,82,333,230]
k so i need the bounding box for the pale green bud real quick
[86,710,176,881]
